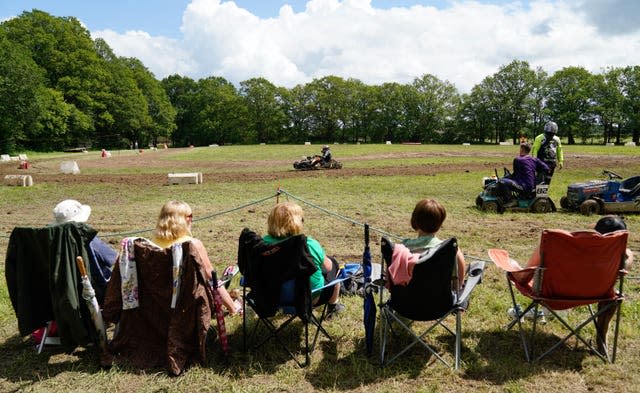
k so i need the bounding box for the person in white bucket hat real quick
[52,199,117,304]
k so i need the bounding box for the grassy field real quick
[0,143,639,392]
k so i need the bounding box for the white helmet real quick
[544,121,558,134]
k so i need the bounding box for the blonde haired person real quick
[263,202,344,317]
[153,201,240,315]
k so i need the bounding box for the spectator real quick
[403,198,467,290]
[531,121,564,184]
[52,199,116,304]
[263,202,345,318]
[152,201,241,315]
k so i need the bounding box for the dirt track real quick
[0,149,631,187]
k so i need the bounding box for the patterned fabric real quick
[210,286,229,356]
[118,238,141,310]
[170,243,183,309]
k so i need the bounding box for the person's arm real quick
[531,135,541,157]
[624,249,634,270]
[321,255,333,272]
[536,158,550,174]
[455,249,466,290]
[556,137,564,169]
[190,238,214,281]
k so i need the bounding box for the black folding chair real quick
[378,237,485,369]
[238,228,348,367]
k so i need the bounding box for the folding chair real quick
[378,237,485,369]
[102,238,225,375]
[489,229,628,363]
[238,228,349,367]
[4,222,102,353]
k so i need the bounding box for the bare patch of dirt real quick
[0,148,631,187]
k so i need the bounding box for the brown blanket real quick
[102,239,214,375]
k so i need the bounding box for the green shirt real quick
[263,234,325,292]
[402,235,443,254]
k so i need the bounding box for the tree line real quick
[1,10,639,153]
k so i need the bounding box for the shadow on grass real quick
[206,317,310,375]
[462,328,589,383]
[0,334,103,388]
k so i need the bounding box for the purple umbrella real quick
[362,224,376,356]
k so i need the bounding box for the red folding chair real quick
[489,229,628,363]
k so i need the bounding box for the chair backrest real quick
[538,229,628,302]
[237,228,317,318]
[385,237,458,321]
[102,238,213,375]
[4,222,97,348]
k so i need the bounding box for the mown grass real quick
[1,143,639,392]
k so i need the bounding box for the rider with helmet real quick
[531,121,563,184]
[312,145,332,168]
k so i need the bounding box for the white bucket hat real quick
[53,199,91,224]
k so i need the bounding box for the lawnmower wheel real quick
[579,199,600,216]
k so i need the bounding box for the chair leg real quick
[612,299,622,363]
[242,285,247,352]
[455,311,461,370]
[37,322,50,354]
[505,277,531,362]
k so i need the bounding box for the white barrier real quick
[625,141,636,146]
[385,141,392,145]
[499,141,513,146]
[60,161,80,174]
[304,142,311,145]
[18,154,28,161]
[168,172,203,185]
[1,154,10,161]
[606,142,615,146]
[4,175,33,187]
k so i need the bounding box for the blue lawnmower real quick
[475,168,556,214]
[560,170,640,215]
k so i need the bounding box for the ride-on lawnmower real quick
[475,168,556,214]
[560,169,640,215]
[293,155,343,170]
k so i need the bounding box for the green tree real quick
[123,58,176,147]
[192,77,248,146]
[239,78,287,143]
[3,10,114,149]
[408,74,459,143]
[546,67,596,144]
[0,32,45,152]
[620,66,640,143]
[593,67,625,144]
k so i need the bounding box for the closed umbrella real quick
[362,224,376,356]
[75,256,107,351]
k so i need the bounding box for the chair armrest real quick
[310,275,351,296]
[489,249,529,273]
[458,261,485,305]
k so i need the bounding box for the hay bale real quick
[4,175,33,187]
[60,161,80,174]
[168,172,203,185]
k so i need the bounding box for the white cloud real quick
[92,29,198,79]
[92,0,640,92]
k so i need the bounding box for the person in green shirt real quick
[403,198,467,290]
[531,121,564,184]
[263,202,344,317]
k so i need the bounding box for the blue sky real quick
[2,1,639,92]
[1,0,519,38]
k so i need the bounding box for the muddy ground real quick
[0,148,630,187]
